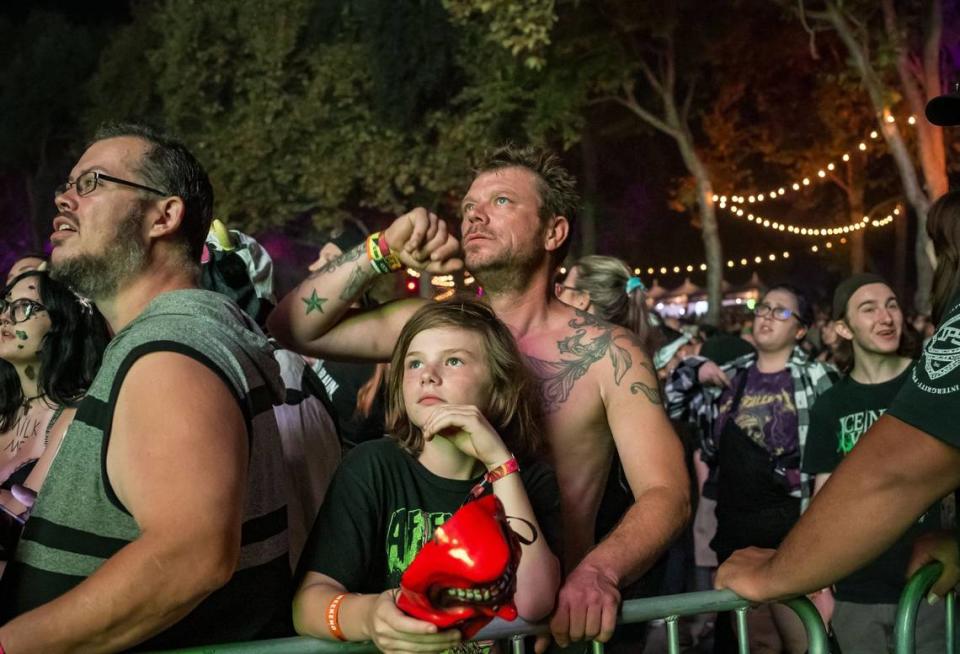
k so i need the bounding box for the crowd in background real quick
[0,117,957,654]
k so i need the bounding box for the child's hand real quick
[421,404,511,469]
[365,589,461,654]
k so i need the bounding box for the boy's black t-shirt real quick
[803,364,940,603]
[296,439,561,592]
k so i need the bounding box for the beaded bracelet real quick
[326,592,349,641]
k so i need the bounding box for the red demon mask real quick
[397,494,522,639]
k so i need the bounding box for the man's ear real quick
[147,196,186,242]
[834,320,854,342]
[795,325,808,342]
[544,215,569,254]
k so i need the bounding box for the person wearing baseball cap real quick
[801,274,941,653]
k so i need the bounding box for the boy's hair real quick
[386,298,545,461]
[476,144,579,265]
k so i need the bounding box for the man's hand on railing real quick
[534,562,621,652]
[907,529,960,603]
[714,546,779,602]
[363,589,462,654]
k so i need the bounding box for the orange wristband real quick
[326,592,348,641]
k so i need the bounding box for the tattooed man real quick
[269,145,690,648]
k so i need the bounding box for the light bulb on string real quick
[717,115,915,205]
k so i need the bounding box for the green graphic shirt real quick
[803,364,939,603]
[296,439,561,593]
[888,288,960,447]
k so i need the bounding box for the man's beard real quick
[466,241,546,295]
[50,205,148,301]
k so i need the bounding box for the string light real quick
[715,114,916,205]
[640,243,837,279]
[716,203,901,237]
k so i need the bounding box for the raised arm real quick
[550,333,690,648]
[267,209,463,360]
[0,353,251,653]
[421,405,562,621]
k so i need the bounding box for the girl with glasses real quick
[0,270,110,563]
[666,284,838,653]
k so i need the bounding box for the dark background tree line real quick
[1,0,958,318]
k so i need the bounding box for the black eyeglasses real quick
[555,282,583,296]
[0,298,47,325]
[754,303,798,322]
[55,171,168,199]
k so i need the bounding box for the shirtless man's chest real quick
[510,306,651,568]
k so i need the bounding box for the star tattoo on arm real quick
[301,290,328,314]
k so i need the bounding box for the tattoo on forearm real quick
[339,265,370,302]
[301,290,328,315]
[307,243,365,280]
[525,310,661,411]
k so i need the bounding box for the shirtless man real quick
[268,145,690,647]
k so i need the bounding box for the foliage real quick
[443,0,557,70]
[81,0,578,233]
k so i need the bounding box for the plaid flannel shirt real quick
[665,346,838,511]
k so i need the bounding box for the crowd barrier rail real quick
[155,589,829,654]
[895,561,956,654]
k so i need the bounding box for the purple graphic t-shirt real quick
[715,366,798,459]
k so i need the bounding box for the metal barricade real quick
[895,562,956,654]
[156,589,829,653]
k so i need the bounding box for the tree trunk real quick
[881,0,945,312]
[848,219,865,274]
[826,1,935,312]
[844,158,866,274]
[579,128,599,257]
[615,39,724,324]
[675,130,722,325]
[895,203,908,303]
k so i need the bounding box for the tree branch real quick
[681,75,698,124]
[664,34,676,98]
[637,57,664,95]
[797,0,823,59]
[827,171,851,195]
[616,83,678,138]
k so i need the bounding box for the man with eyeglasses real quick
[666,284,837,652]
[0,124,293,652]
